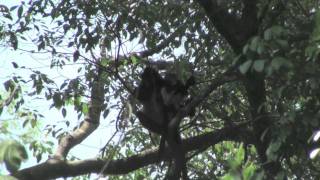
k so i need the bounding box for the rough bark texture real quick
[197,0,283,178]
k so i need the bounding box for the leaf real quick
[0,140,28,173]
[271,25,284,37]
[257,43,265,55]
[249,36,260,52]
[31,118,37,128]
[264,28,272,41]
[37,41,45,51]
[276,39,289,49]
[22,119,29,128]
[10,5,19,11]
[130,56,139,64]
[12,62,18,68]
[271,57,292,70]
[103,109,110,118]
[311,10,320,42]
[60,82,68,90]
[310,148,320,159]
[221,174,234,180]
[253,59,266,72]
[4,80,15,91]
[52,92,63,109]
[239,60,253,74]
[62,108,66,118]
[73,50,80,62]
[67,42,74,47]
[234,144,245,166]
[10,33,18,49]
[17,6,23,18]
[242,163,256,180]
[266,141,281,161]
[0,175,18,180]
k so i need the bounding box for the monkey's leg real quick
[136,111,163,134]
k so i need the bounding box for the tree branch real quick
[166,69,238,179]
[53,63,105,159]
[13,122,251,180]
[137,24,186,58]
[197,0,259,52]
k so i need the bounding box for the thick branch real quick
[197,0,259,51]
[14,122,250,180]
[167,69,238,179]
[53,66,105,159]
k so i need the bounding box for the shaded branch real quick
[197,0,259,51]
[14,121,251,180]
[166,69,238,179]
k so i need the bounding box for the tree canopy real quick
[1,0,320,179]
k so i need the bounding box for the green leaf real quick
[31,118,37,128]
[250,37,260,52]
[17,6,23,18]
[276,39,289,49]
[253,59,266,72]
[130,55,139,64]
[221,174,234,180]
[242,44,249,54]
[239,60,253,74]
[242,163,256,180]
[257,43,265,55]
[271,26,284,37]
[10,5,19,11]
[271,57,292,70]
[4,80,15,91]
[0,175,18,180]
[0,140,28,173]
[266,141,281,161]
[73,50,80,62]
[52,92,63,109]
[234,144,245,167]
[264,28,272,41]
[12,62,18,68]
[62,108,67,118]
[311,10,320,42]
[103,109,110,118]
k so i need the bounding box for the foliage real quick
[0,140,28,173]
[0,0,320,179]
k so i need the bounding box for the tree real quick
[0,0,320,179]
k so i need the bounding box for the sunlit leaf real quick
[0,140,28,173]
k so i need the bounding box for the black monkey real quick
[136,67,168,135]
[135,67,194,155]
[161,73,195,115]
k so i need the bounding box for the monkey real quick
[135,67,168,135]
[135,67,195,157]
[161,73,195,115]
